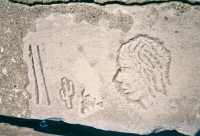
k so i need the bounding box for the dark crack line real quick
[7,0,200,6]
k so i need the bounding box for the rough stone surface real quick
[0,0,200,136]
[0,123,54,136]
[94,0,200,4]
[10,0,200,4]
[11,0,69,4]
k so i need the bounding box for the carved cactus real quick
[60,77,75,109]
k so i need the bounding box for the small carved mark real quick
[77,45,85,53]
[96,102,104,108]
[37,45,50,105]
[29,45,39,104]
[29,45,50,105]
[80,89,103,114]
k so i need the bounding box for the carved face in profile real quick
[114,35,171,102]
[114,63,147,101]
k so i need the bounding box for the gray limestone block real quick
[0,0,200,135]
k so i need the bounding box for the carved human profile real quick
[113,34,171,105]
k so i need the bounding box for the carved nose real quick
[115,71,122,83]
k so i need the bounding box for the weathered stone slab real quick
[22,3,200,135]
[1,1,200,135]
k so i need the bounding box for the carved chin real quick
[125,92,143,101]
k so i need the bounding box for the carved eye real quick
[121,67,132,73]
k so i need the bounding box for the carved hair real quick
[118,35,171,96]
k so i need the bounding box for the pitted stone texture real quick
[0,123,53,136]
[11,0,69,4]
[95,0,200,4]
[96,0,168,4]
[0,1,31,118]
[11,0,200,4]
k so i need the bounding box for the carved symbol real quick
[29,45,50,105]
[113,34,171,104]
[60,77,75,109]
[29,45,39,104]
[80,89,103,114]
